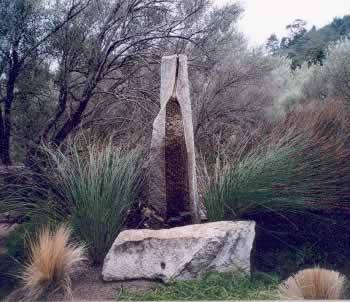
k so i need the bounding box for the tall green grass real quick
[204,142,312,221]
[44,139,141,263]
[1,138,142,264]
[204,102,350,221]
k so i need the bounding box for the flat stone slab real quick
[102,221,255,283]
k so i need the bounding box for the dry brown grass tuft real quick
[278,267,346,300]
[19,224,86,300]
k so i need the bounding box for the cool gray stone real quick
[148,54,201,223]
[102,221,255,283]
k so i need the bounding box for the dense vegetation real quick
[267,15,350,68]
[1,0,350,300]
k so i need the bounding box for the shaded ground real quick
[0,223,17,255]
[4,265,158,301]
[2,210,350,301]
[1,224,157,301]
[252,210,350,278]
[48,266,158,301]
[0,223,18,299]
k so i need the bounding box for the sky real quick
[214,0,350,46]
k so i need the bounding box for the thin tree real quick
[0,0,90,165]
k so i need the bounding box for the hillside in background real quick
[267,15,350,68]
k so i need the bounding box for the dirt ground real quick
[4,265,158,301]
[50,266,158,301]
[1,223,158,301]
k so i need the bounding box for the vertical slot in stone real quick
[165,97,191,226]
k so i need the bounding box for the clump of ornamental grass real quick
[278,267,346,299]
[0,136,142,264]
[44,137,142,264]
[19,224,86,300]
[204,101,350,221]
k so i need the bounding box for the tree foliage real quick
[267,15,350,68]
[0,0,212,166]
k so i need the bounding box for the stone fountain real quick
[102,55,255,283]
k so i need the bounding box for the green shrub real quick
[205,144,313,221]
[44,139,142,263]
[204,102,350,221]
[1,138,142,264]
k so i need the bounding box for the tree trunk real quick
[0,48,21,166]
[0,105,5,164]
[1,127,11,166]
[51,81,95,146]
[0,63,19,166]
[2,100,13,166]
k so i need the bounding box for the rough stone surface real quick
[148,55,201,224]
[102,221,255,283]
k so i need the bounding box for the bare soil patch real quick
[4,265,158,301]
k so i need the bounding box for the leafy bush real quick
[204,101,350,221]
[268,57,310,114]
[19,224,86,300]
[270,39,350,112]
[322,39,350,102]
[118,272,279,301]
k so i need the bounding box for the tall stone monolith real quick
[148,55,200,226]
